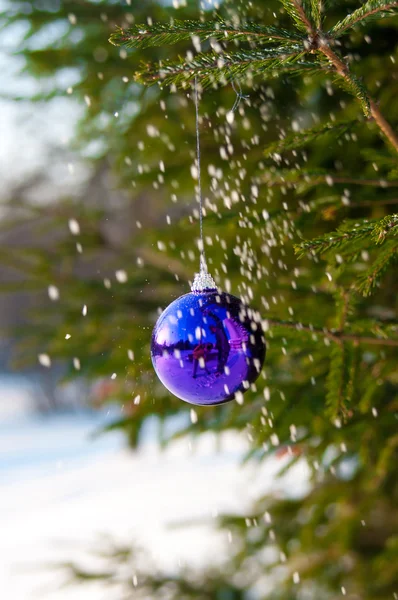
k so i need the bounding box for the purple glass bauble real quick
[151,284,266,406]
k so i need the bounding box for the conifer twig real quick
[281,0,315,33]
[266,319,398,346]
[259,172,398,188]
[355,242,398,295]
[319,44,398,153]
[295,214,398,255]
[263,119,356,156]
[292,0,315,33]
[109,21,304,48]
[134,47,313,87]
[330,1,398,38]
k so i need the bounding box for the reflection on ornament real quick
[151,275,266,406]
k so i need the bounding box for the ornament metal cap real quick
[191,269,217,293]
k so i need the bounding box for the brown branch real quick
[359,242,398,290]
[266,318,398,347]
[319,44,398,153]
[368,99,398,154]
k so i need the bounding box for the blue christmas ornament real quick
[151,271,266,406]
[151,79,265,405]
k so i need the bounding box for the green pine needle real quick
[134,47,317,88]
[310,0,322,28]
[326,343,351,419]
[371,213,398,243]
[356,242,398,295]
[296,215,398,296]
[330,0,398,38]
[280,0,315,32]
[333,288,357,330]
[295,214,398,257]
[109,20,304,49]
[264,119,356,157]
[257,168,398,189]
[331,72,371,117]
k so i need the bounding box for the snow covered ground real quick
[0,378,309,600]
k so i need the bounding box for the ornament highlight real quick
[151,276,266,406]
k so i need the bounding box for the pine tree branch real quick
[334,288,354,332]
[318,43,398,152]
[310,0,322,29]
[266,319,398,346]
[281,0,315,33]
[134,47,316,88]
[295,222,374,256]
[264,119,356,156]
[345,343,360,409]
[355,241,398,295]
[329,1,398,38]
[317,44,371,116]
[110,8,398,150]
[258,170,398,188]
[109,20,304,49]
[326,344,351,418]
[295,215,398,256]
[371,213,398,243]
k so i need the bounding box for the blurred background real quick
[0,0,397,599]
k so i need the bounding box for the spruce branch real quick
[334,288,356,332]
[318,43,398,151]
[280,0,315,33]
[355,242,398,295]
[257,169,398,189]
[345,343,360,410]
[329,0,398,38]
[134,47,315,88]
[109,20,304,49]
[295,222,375,256]
[295,215,398,296]
[266,319,398,347]
[326,343,351,418]
[264,119,356,156]
[109,6,398,152]
[331,71,371,118]
[295,215,398,256]
[310,0,322,29]
[371,213,398,243]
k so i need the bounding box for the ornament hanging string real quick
[193,76,207,276]
[230,80,249,113]
[193,77,247,278]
